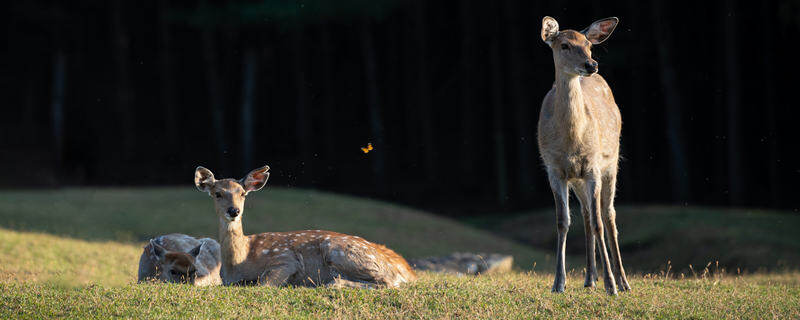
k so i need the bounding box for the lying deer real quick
[137,233,222,286]
[538,16,631,295]
[194,165,417,288]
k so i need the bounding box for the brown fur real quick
[538,16,631,295]
[195,165,417,288]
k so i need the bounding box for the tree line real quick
[2,0,798,213]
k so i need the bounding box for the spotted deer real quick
[537,16,631,295]
[138,233,222,286]
[194,165,417,288]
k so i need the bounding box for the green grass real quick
[2,272,799,319]
[2,188,799,318]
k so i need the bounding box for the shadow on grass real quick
[464,205,800,273]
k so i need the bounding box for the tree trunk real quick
[241,48,257,172]
[158,0,178,151]
[51,49,66,175]
[650,0,690,202]
[320,29,338,165]
[459,0,476,187]
[625,0,649,202]
[385,19,403,170]
[504,0,535,200]
[292,29,314,184]
[23,72,37,144]
[110,0,135,161]
[760,1,780,206]
[361,20,388,194]
[201,27,229,172]
[412,1,437,183]
[723,0,743,205]
[491,39,508,206]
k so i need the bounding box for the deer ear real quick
[148,240,166,261]
[194,166,216,193]
[188,243,203,258]
[240,165,270,194]
[581,17,618,44]
[541,16,560,45]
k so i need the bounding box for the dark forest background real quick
[2,0,799,215]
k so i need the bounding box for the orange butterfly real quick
[361,143,374,154]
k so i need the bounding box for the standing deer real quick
[138,233,222,286]
[537,16,631,295]
[194,165,417,288]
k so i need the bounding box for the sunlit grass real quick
[0,229,140,287]
[2,270,798,319]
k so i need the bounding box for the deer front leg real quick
[547,170,570,293]
[258,263,298,287]
[583,172,618,296]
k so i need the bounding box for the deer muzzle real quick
[226,207,240,218]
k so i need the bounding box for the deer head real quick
[541,16,618,76]
[147,240,204,284]
[194,165,270,222]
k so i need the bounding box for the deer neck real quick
[218,217,249,267]
[554,72,588,143]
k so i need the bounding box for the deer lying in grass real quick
[538,16,631,295]
[138,233,222,286]
[194,165,417,288]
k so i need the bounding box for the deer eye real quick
[241,192,246,197]
[215,192,222,199]
[561,44,569,50]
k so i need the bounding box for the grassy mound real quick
[0,230,139,287]
[0,187,549,286]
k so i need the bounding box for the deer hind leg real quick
[572,180,597,288]
[326,269,378,289]
[582,171,618,295]
[601,171,631,291]
[327,278,377,289]
[322,243,392,287]
[547,169,570,293]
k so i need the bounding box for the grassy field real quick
[1,188,799,318]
